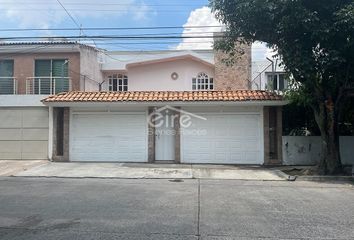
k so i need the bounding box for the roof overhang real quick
[126,54,214,68]
[43,100,288,107]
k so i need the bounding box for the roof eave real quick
[42,100,288,107]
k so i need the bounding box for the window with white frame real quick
[108,74,128,91]
[192,72,214,90]
[266,73,288,91]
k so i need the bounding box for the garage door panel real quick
[182,113,262,164]
[71,113,147,162]
[0,129,22,140]
[0,110,22,128]
[22,109,48,128]
[22,141,47,153]
[0,108,49,160]
[0,152,22,160]
[22,129,48,141]
[0,141,21,153]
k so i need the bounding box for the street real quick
[0,177,353,240]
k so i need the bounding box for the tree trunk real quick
[313,97,342,175]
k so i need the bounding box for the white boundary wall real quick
[282,136,354,165]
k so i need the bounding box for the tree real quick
[210,0,354,174]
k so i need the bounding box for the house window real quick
[34,59,69,94]
[192,72,214,90]
[0,60,14,94]
[266,73,288,91]
[108,74,128,91]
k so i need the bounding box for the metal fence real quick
[0,77,17,94]
[26,77,71,95]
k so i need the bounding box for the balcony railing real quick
[26,77,71,95]
[0,77,17,95]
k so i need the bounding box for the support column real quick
[263,106,283,165]
[147,107,155,163]
[263,107,270,165]
[174,107,181,163]
[276,106,283,164]
[52,107,70,162]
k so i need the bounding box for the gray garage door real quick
[0,107,48,160]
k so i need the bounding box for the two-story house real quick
[0,42,101,160]
[0,42,286,165]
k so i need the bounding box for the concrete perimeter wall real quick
[282,136,354,166]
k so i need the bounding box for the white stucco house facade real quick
[0,42,287,165]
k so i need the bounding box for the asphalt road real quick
[0,177,353,240]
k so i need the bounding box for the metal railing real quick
[26,77,71,95]
[0,77,17,95]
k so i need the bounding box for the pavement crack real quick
[196,178,201,239]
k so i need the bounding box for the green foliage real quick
[283,103,320,136]
[210,0,354,108]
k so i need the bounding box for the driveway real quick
[11,161,287,181]
[0,177,353,239]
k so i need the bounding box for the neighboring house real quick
[0,41,286,165]
[251,59,288,92]
[0,42,102,160]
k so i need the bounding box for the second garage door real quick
[71,113,148,162]
[181,113,263,164]
[0,107,48,160]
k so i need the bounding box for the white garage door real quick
[181,113,263,164]
[0,107,48,160]
[71,113,148,162]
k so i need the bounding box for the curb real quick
[295,175,354,182]
[273,170,297,181]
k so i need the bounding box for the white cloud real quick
[175,6,223,50]
[0,0,152,29]
[176,7,275,61]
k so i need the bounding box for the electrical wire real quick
[0,26,223,32]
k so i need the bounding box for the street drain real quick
[169,179,184,182]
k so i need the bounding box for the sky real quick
[0,0,271,60]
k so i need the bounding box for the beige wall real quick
[101,59,214,91]
[214,43,252,90]
[0,52,81,94]
[79,47,103,91]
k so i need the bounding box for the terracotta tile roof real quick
[42,90,283,103]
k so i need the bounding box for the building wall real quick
[79,47,103,91]
[214,44,252,90]
[0,52,81,94]
[101,59,214,91]
[251,60,286,90]
[282,136,354,165]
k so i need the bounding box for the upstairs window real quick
[0,60,14,94]
[192,72,214,90]
[108,74,128,91]
[266,73,288,91]
[33,59,69,94]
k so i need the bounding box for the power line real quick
[0,2,204,7]
[0,26,223,32]
[0,35,222,40]
[55,0,98,48]
[56,0,81,30]
[0,9,202,13]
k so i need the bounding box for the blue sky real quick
[0,0,269,59]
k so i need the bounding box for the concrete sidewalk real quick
[0,160,47,177]
[11,161,287,181]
